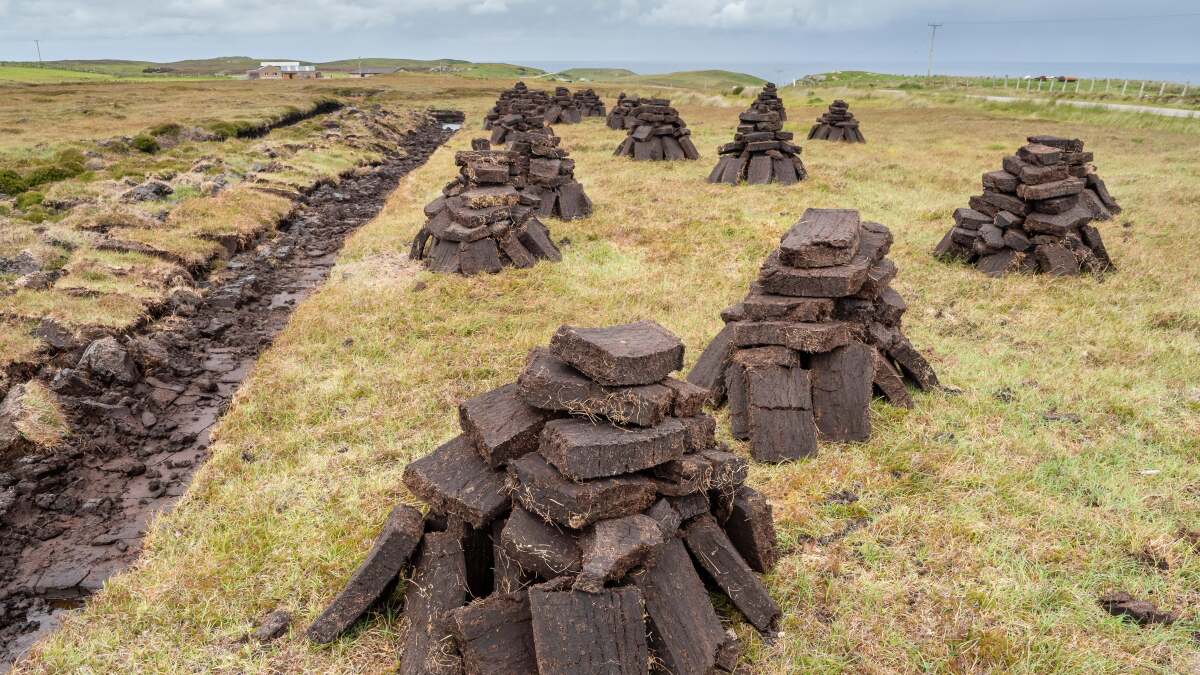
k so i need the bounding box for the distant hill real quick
[0,57,761,90]
[1,57,543,80]
[552,68,765,90]
[318,59,543,79]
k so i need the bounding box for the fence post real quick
[1027,78,1032,92]
[1038,79,1043,92]
[1184,82,1190,97]
[1138,81,1146,98]
[1050,79,1056,93]
[1089,79,1095,93]
[1121,80,1128,95]
[1104,79,1110,93]
[1158,81,1167,96]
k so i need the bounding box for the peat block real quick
[575,514,667,593]
[507,453,658,529]
[723,486,778,573]
[779,208,862,268]
[460,382,557,468]
[449,591,539,675]
[528,584,648,675]
[540,417,687,481]
[499,505,582,579]
[684,515,781,633]
[399,530,469,675]
[550,320,684,387]
[402,435,509,529]
[307,504,424,644]
[629,538,726,675]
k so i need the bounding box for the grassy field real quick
[13,81,1199,673]
[2,57,544,80]
[799,71,1200,112]
[1,76,503,381]
[0,66,117,83]
[555,67,766,90]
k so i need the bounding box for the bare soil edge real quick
[0,114,458,669]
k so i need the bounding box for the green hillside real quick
[319,58,544,78]
[552,67,765,90]
[554,67,639,80]
[0,65,117,83]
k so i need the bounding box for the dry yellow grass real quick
[16,90,1200,673]
[164,186,294,246]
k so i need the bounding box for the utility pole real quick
[926,23,943,79]
[34,40,43,67]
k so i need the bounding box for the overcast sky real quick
[0,0,1197,76]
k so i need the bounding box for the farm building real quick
[247,61,322,80]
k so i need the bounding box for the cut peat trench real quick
[0,114,458,669]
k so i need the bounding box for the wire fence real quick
[788,74,1197,106]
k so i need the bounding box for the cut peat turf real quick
[0,116,457,666]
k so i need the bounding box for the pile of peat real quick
[808,100,865,143]
[0,114,458,666]
[410,138,563,275]
[708,108,807,186]
[606,94,640,130]
[613,99,701,162]
[934,135,1120,277]
[307,321,781,674]
[688,208,937,462]
[573,89,607,118]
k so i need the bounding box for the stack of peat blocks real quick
[409,139,562,275]
[544,87,584,125]
[606,94,640,130]
[614,99,701,161]
[573,88,607,118]
[689,208,938,463]
[708,108,807,186]
[934,135,1120,277]
[753,82,787,121]
[808,100,865,143]
[483,82,549,131]
[505,123,594,221]
[307,322,782,675]
[489,102,551,146]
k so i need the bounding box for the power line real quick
[938,12,1200,26]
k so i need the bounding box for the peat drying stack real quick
[606,94,640,130]
[573,88,607,118]
[934,135,1120,277]
[545,87,584,125]
[707,108,807,186]
[753,82,787,121]
[307,321,782,674]
[689,208,938,463]
[483,82,549,131]
[808,100,865,143]
[614,99,701,161]
[409,139,561,275]
[504,120,594,221]
[489,102,552,146]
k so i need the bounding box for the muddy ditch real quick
[0,114,458,668]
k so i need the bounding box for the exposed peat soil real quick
[0,114,457,669]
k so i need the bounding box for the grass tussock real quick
[9,381,69,449]
[15,91,1200,674]
[164,186,293,245]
